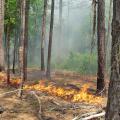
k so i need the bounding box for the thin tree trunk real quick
[105,0,120,119]
[97,0,106,93]
[4,25,7,62]
[67,0,69,43]
[67,0,71,50]
[19,0,29,98]
[12,29,18,74]
[41,0,47,71]
[91,0,97,53]
[105,0,112,71]
[24,0,29,81]
[6,26,10,84]
[46,0,55,78]
[18,0,22,74]
[0,0,5,71]
[59,0,62,44]
[19,0,25,97]
[13,0,21,74]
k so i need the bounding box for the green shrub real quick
[52,52,97,75]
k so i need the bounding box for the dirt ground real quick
[0,70,107,120]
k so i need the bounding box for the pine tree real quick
[46,0,55,78]
[97,0,106,93]
[41,0,47,71]
[105,0,120,119]
[0,0,5,71]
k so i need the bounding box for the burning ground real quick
[0,70,107,120]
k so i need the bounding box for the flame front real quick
[0,73,103,104]
[24,81,103,104]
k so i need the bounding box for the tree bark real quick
[12,0,21,74]
[0,0,5,71]
[46,0,55,78]
[105,0,120,119]
[12,29,18,74]
[4,25,8,64]
[67,0,70,48]
[19,0,29,97]
[59,0,62,50]
[41,0,47,71]
[24,0,29,81]
[91,0,97,53]
[19,0,26,98]
[105,0,112,71]
[6,26,10,84]
[97,0,106,93]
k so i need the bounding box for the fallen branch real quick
[51,99,62,106]
[0,89,23,97]
[82,111,105,120]
[50,98,97,110]
[30,91,43,120]
[73,111,105,120]
[70,103,96,110]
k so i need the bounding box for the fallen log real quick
[72,110,105,120]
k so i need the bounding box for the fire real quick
[24,81,103,104]
[11,78,21,86]
[72,84,101,103]
[0,72,103,104]
[0,72,7,82]
[0,72,21,86]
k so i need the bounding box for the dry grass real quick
[0,70,107,120]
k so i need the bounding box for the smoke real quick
[26,0,111,72]
[27,0,93,67]
[51,0,92,60]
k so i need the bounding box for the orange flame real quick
[0,72,103,104]
[24,81,103,104]
[0,72,7,82]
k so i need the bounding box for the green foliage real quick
[5,0,18,26]
[28,0,43,38]
[52,52,97,75]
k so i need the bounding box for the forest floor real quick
[0,70,107,120]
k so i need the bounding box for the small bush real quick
[52,52,97,75]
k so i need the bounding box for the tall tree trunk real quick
[59,0,62,47]
[46,0,55,78]
[41,0,47,71]
[13,0,21,74]
[91,0,97,53]
[24,0,29,81]
[12,29,18,74]
[97,0,106,93]
[4,25,8,64]
[105,0,112,70]
[67,0,71,50]
[19,0,29,98]
[67,0,69,44]
[18,0,22,74]
[105,0,120,119]
[19,0,26,98]
[0,0,5,71]
[6,25,10,84]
